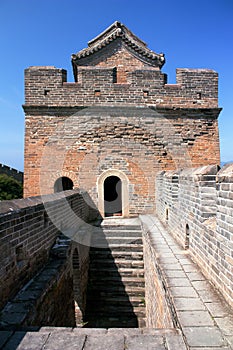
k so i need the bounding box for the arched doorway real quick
[97,170,129,218]
[104,176,122,217]
[54,176,73,192]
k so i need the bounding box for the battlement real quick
[24,65,218,109]
[0,163,23,183]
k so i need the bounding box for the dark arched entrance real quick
[54,176,73,192]
[104,176,122,217]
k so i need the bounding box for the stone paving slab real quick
[44,333,86,350]
[166,277,192,287]
[173,297,206,311]
[182,326,227,347]
[169,286,199,298]
[185,271,207,281]
[205,302,230,317]
[0,328,187,349]
[125,334,165,350]
[177,310,215,327]
[85,334,125,350]
[140,215,233,350]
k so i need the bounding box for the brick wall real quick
[143,229,174,328]
[155,164,233,307]
[23,106,220,216]
[0,189,99,309]
[24,65,218,109]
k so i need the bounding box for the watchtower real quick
[23,21,221,217]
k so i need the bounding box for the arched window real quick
[54,176,73,192]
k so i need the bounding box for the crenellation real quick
[156,164,233,307]
[24,65,219,109]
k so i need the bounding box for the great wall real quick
[0,21,232,349]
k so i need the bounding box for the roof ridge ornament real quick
[71,21,165,70]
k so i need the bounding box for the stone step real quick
[99,230,142,237]
[88,285,145,297]
[90,259,144,268]
[91,244,143,252]
[86,295,145,307]
[101,225,142,231]
[84,316,139,328]
[86,223,145,328]
[88,275,145,286]
[90,250,144,260]
[85,306,146,317]
[91,238,143,246]
[90,267,144,277]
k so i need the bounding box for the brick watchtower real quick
[23,21,221,217]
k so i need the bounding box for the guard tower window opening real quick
[94,90,101,96]
[113,67,117,83]
[185,224,190,249]
[54,176,74,193]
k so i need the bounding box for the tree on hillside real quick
[0,174,23,200]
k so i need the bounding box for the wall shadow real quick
[83,222,143,328]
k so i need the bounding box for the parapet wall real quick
[0,163,23,183]
[0,190,99,309]
[24,66,218,109]
[142,228,174,328]
[156,164,233,307]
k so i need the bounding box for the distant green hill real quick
[0,174,23,200]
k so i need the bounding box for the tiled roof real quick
[71,21,165,68]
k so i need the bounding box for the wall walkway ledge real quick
[140,214,233,349]
[0,234,75,329]
[0,189,99,309]
[155,164,233,308]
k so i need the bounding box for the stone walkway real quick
[0,215,232,349]
[140,215,233,349]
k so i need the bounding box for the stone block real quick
[125,335,165,350]
[177,310,215,326]
[169,286,199,298]
[182,326,226,347]
[84,335,124,350]
[173,297,206,311]
[44,333,85,350]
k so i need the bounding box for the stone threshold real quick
[140,214,233,349]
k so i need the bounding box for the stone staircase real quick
[84,221,146,328]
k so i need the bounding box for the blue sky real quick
[0,0,232,171]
